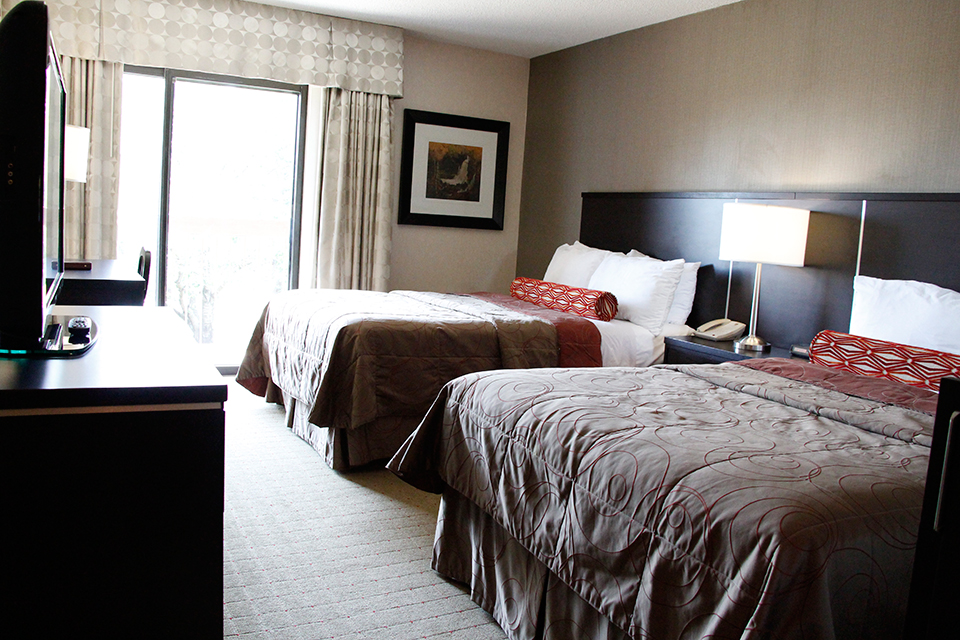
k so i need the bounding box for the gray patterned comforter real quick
[389,359,936,639]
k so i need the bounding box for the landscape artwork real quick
[426,142,482,202]
[399,109,509,229]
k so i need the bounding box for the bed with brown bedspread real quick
[237,288,601,470]
[388,357,940,639]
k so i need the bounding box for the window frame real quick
[122,65,308,305]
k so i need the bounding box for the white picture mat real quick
[409,123,499,218]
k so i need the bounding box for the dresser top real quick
[0,306,227,410]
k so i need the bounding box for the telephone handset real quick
[694,318,746,341]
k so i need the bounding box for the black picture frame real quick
[398,109,509,230]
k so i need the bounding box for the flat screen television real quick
[0,1,66,352]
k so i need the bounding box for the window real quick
[118,68,306,367]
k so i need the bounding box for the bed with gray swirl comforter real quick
[388,358,937,640]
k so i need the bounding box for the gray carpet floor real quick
[222,378,507,639]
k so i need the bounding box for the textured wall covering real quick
[1,0,403,95]
[517,0,960,280]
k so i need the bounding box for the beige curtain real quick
[314,89,393,291]
[12,0,404,98]
[60,56,122,260]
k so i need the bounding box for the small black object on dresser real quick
[57,259,147,305]
[664,335,792,365]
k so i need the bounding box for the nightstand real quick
[664,335,794,365]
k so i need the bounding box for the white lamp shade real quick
[718,203,809,266]
[64,125,90,183]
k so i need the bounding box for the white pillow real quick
[666,261,700,325]
[628,250,699,326]
[849,275,960,355]
[588,253,685,334]
[542,241,611,288]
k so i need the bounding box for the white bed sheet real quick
[589,319,692,367]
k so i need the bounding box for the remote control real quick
[67,316,91,336]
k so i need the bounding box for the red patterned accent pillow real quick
[510,277,618,321]
[809,330,960,392]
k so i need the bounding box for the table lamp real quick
[718,203,809,352]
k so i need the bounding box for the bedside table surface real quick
[665,335,794,364]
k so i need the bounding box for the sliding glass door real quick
[116,71,164,305]
[118,68,306,367]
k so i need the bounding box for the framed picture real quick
[398,109,510,230]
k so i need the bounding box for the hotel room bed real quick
[237,285,689,470]
[237,237,699,470]
[388,331,960,640]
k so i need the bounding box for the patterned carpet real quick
[222,378,507,639]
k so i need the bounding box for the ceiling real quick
[263,0,744,59]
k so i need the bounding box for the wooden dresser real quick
[0,306,226,638]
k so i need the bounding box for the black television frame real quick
[0,1,66,352]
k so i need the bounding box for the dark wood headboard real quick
[580,192,960,349]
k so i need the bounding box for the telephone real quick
[694,318,746,341]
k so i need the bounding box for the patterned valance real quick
[1,0,403,96]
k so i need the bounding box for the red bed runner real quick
[737,357,939,415]
[469,292,602,367]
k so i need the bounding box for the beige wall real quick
[517,0,960,279]
[388,34,530,294]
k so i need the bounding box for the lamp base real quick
[734,334,770,352]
